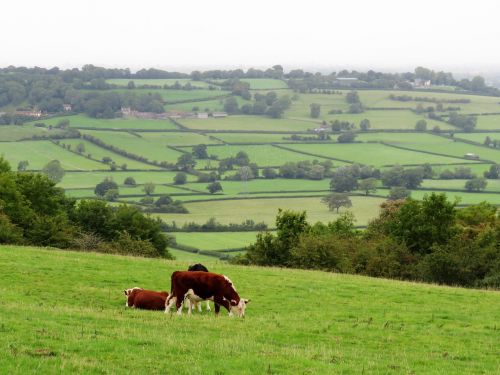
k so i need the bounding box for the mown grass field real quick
[101,88,228,103]
[201,144,333,166]
[173,232,260,251]
[454,132,500,144]
[0,125,66,141]
[177,116,317,132]
[0,140,106,171]
[474,115,500,130]
[1,246,498,374]
[240,78,289,89]
[28,114,180,130]
[283,143,471,166]
[157,196,385,227]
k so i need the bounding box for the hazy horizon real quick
[2,0,500,76]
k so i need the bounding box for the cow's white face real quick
[230,298,250,317]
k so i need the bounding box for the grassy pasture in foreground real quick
[0,246,498,374]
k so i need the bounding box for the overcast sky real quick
[2,0,499,73]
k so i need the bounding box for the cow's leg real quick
[165,296,176,314]
[213,295,229,315]
[175,291,186,315]
[205,300,211,311]
[197,301,202,313]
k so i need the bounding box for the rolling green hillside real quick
[0,246,498,374]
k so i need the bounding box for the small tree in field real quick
[389,186,410,200]
[207,182,223,194]
[143,182,156,195]
[322,193,352,213]
[76,143,86,154]
[42,160,65,183]
[17,160,29,171]
[310,103,321,118]
[359,119,371,131]
[465,178,487,192]
[173,172,187,185]
[415,120,427,131]
[124,177,136,186]
[358,178,377,195]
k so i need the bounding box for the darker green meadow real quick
[0,246,498,374]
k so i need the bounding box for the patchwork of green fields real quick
[2,246,498,374]
[0,125,66,141]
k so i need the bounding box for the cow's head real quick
[230,298,250,317]
[124,287,143,296]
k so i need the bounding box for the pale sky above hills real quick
[1,0,499,73]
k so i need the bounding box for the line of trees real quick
[234,195,500,288]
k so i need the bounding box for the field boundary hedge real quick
[272,144,354,164]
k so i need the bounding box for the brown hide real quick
[168,271,240,313]
[128,289,169,310]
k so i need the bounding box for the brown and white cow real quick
[165,271,250,317]
[124,288,169,310]
[186,263,211,313]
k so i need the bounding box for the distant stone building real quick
[414,78,432,88]
[15,109,42,118]
[197,112,209,119]
[63,104,72,111]
[212,112,228,118]
[464,153,480,160]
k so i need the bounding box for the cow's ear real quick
[230,299,237,306]
[124,290,128,296]
[244,299,250,304]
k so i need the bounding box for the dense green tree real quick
[310,103,321,118]
[465,178,487,192]
[123,176,136,186]
[42,160,65,183]
[143,182,156,195]
[359,119,371,131]
[415,120,427,131]
[176,153,196,171]
[223,97,239,114]
[358,178,377,195]
[389,186,410,200]
[94,177,118,197]
[337,132,357,143]
[262,167,277,179]
[330,167,358,192]
[192,144,209,159]
[207,181,223,194]
[17,160,29,171]
[173,172,187,184]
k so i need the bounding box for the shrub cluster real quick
[0,157,171,258]
[235,195,500,288]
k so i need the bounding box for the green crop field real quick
[210,132,326,144]
[81,130,185,163]
[356,90,500,114]
[62,139,155,169]
[183,178,330,196]
[474,115,500,130]
[58,171,195,189]
[173,232,261,251]
[454,132,500,144]
[106,78,211,88]
[28,114,180,130]
[164,96,250,112]
[1,246,498,374]
[202,144,336,166]
[0,140,106,171]
[409,190,500,205]
[101,88,228,103]
[156,196,385,227]
[283,143,471,166]
[240,78,289,89]
[137,132,221,146]
[177,116,318,132]
[420,179,500,192]
[0,125,67,141]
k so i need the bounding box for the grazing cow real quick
[125,288,169,310]
[165,271,250,317]
[186,264,211,312]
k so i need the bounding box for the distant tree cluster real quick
[447,112,477,132]
[235,195,500,288]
